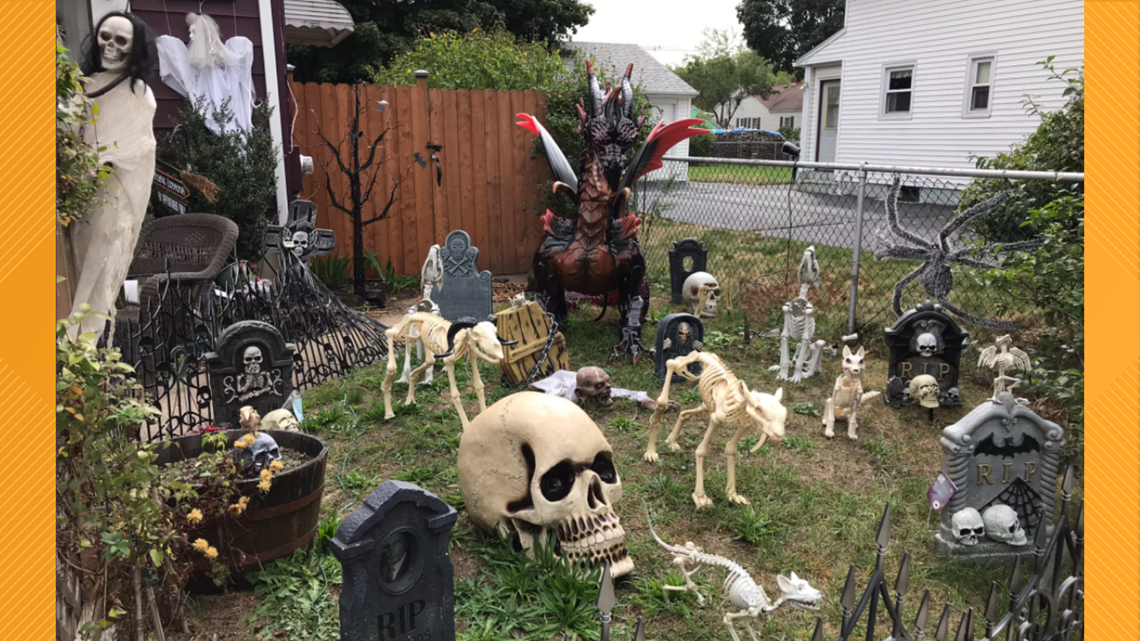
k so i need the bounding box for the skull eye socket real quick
[540,460,576,502]
[959,528,971,537]
[974,527,985,535]
[1009,525,1018,533]
[591,453,616,484]
[114,35,129,46]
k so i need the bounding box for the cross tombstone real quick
[333,481,458,641]
[655,313,704,381]
[668,239,708,303]
[935,393,1065,560]
[434,230,493,322]
[205,320,295,427]
[262,199,337,264]
[883,301,969,407]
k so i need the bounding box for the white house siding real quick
[646,94,693,181]
[798,0,1083,174]
[732,96,772,129]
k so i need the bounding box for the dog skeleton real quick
[823,345,880,440]
[645,505,821,641]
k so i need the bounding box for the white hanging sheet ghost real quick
[156,13,255,135]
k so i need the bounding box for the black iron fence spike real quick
[894,551,910,596]
[876,503,893,550]
[984,582,999,626]
[914,590,931,633]
[841,564,857,611]
[933,604,951,641]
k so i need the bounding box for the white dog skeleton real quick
[645,505,821,641]
[822,346,880,440]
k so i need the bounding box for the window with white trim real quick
[736,117,761,129]
[779,115,795,128]
[965,55,995,115]
[882,65,914,115]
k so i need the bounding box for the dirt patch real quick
[168,592,260,641]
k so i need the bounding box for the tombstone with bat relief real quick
[262,199,337,264]
[935,392,1065,560]
[205,320,295,427]
[434,230,493,322]
[332,481,458,641]
[668,238,708,303]
[884,300,968,407]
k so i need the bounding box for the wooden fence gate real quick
[290,77,553,276]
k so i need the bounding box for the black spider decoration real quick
[873,176,1042,329]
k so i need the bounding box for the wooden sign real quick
[494,301,568,386]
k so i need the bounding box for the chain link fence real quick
[636,157,1083,338]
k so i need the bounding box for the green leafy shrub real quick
[778,125,800,141]
[56,42,110,227]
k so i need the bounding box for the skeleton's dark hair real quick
[81,11,156,95]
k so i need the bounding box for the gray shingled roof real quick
[564,42,698,97]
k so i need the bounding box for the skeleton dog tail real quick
[861,391,881,404]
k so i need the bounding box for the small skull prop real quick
[950,508,985,546]
[458,393,632,576]
[98,15,134,72]
[235,407,282,473]
[682,272,720,318]
[243,346,263,375]
[575,367,613,409]
[915,332,939,358]
[909,374,940,409]
[982,505,1028,546]
[261,409,300,432]
[288,230,310,258]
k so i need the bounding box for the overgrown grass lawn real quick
[688,164,793,185]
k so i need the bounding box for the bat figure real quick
[975,433,1041,459]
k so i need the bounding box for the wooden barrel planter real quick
[155,430,327,586]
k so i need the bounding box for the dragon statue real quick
[516,61,706,363]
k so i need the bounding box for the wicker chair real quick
[127,213,240,311]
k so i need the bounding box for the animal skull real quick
[776,572,824,612]
[98,16,134,72]
[983,505,1027,546]
[262,408,300,432]
[575,367,613,409]
[683,272,720,318]
[465,322,507,363]
[909,374,940,408]
[915,332,939,358]
[510,293,526,310]
[243,346,264,375]
[950,508,984,546]
[457,393,632,576]
[842,345,866,375]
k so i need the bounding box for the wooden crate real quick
[495,301,569,385]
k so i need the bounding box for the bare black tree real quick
[315,84,406,300]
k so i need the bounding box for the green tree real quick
[672,30,778,128]
[289,0,592,84]
[737,0,845,74]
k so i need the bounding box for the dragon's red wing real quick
[619,118,707,191]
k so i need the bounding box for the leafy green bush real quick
[778,125,800,141]
[56,42,110,227]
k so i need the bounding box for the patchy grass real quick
[219,288,1068,641]
[688,164,794,185]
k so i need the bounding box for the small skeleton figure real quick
[421,244,444,306]
[978,335,1032,399]
[237,345,273,401]
[950,508,985,546]
[769,297,826,383]
[645,505,821,641]
[797,246,820,297]
[909,374,940,409]
[823,346,881,440]
[509,292,527,310]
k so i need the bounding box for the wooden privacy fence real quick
[291,79,553,276]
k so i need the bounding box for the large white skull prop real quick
[950,508,984,546]
[575,367,612,409]
[909,374,940,409]
[243,345,264,375]
[682,272,720,318]
[98,16,134,73]
[983,505,1027,546]
[916,332,939,358]
[458,392,632,576]
[261,409,300,432]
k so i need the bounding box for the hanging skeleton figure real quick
[769,247,826,383]
[517,61,707,363]
[977,335,1032,399]
[644,505,821,641]
[397,246,445,385]
[382,312,516,428]
[873,175,1043,329]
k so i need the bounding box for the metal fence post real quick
[847,164,868,334]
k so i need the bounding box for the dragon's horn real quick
[621,64,634,119]
[586,59,603,116]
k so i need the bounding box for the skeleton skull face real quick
[842,345,866,376]
[950,508,985,546]
[97,16,134,72]
[249,432,282,472]
[983,505,1027,546]
[458,393,632,576]
[916,332,939,358]
[677,322,691,345]
[261,409,300,432]
[682,272,720,318]
[909,374,940,409]
[575,367,613,409]
[289,231,310,258]
[243,346,264,375]
[466,322,507,363]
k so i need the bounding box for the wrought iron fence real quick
[110,252,390,442]
[635,157,1083,337]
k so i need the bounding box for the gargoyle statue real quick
[517,61,706,363]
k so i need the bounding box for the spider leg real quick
[874,245,932,261]
[946,255,998,270]
[990,238,1045,254]
[939,191,1014,251]
[883,175,932,249]
[892,265,925,317]
[938,296,1018,330]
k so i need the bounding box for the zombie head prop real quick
[982,504,1028,546]
[682,272,720,318]
[457,393,632,576]
[82,12,156,92]
[950,508,984,546]
[575,367,613,409]
[909,374,940,409]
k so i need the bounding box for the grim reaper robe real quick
[69,72,156,337]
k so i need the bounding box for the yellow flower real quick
[270,460,285,472]
[192,538,209,553]
[258,479,272,493]
[227,496,251,515]
[260,469,273,482]
[187,509,203,525]
[234,439,248,450]
[205,546,219,560]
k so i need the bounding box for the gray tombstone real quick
[655,313,704,381]
[332,481,458,641]
[934,393,1065,560]
[668,238,708,303]
[205,321,295,427]
[434,230,493,322]
[884,301,969,407]
[262,200,337,264]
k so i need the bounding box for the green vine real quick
[56,42,110,227]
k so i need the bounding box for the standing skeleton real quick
[382,313,515,428]
[397,245,444,385]
[978,335,1031,398]
[770,248,826,382]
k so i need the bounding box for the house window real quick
[882,65,915,116]
[779,116,795,128]
[965,54,995,116]
[736,117,760,129]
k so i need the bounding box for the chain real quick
[500,311,561,390]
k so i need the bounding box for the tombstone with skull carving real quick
[262,200,337,265]
[682,272,720,318]
[884,301,968,407]
[207,321,295,428]
[655,313,704,382]
[457,392,633,576]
